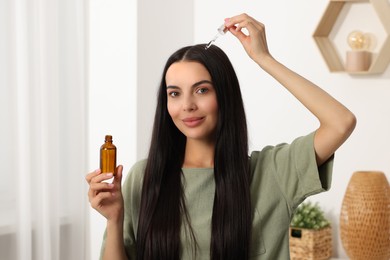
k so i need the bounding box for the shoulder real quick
[250,132,315,160]
[129,158,147,173]
[123,159,147,193]
[249,132,316,173]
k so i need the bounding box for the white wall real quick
[194,1,390,258]
[136,0,194,159]
[88,1,137,259]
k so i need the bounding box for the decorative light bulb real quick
[345,30,373,72]
[347,31,370,51]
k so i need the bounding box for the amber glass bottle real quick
[100,135,117,174]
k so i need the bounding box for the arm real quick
[86,166,128,260]
[103,219,127,260]
[225,14,356,166]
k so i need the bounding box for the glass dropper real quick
[205,24,228,50]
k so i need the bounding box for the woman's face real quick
[165,61,218,143]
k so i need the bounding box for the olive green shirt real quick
[100,132,333,259]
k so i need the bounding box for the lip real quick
[182,117,205,127]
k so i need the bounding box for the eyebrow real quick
[166,80,213,90]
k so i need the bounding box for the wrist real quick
[106,219,124,237]
[106,212,124,228]
[255,53,275,69]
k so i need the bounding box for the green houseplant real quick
[291,201,330,230]
[289,202,332,260]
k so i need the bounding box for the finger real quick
[88,181,108,200]
[232,20,263,38]
[90,182,114,193]
[234,20,249,32]
[87,173,113,201]
[90,191,115,209]
[88,188,94,202]
[85,169,101,183]
[91,172,114,184]
[247,21,265,40]
[112,165,123,188]
[225,13,254,28]
[225,13,249,26]
[225,13,264,34]
[228,26,249,43]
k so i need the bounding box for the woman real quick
[86,14,356,260]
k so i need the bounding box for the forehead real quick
[165,61,211,84]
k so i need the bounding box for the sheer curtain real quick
[0,0,88,259]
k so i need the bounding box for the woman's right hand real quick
[86,165,124,222]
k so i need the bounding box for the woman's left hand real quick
[225,13,271,65]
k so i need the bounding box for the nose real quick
[183,95,197,111]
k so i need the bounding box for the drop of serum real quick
[205,24,228,50]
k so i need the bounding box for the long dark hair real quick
[136,44,251,260]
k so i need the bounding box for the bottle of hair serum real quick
[100,135,117,175]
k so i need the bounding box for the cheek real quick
[167,101,179,119]
[211,102,218,114]
[204,98,218,115]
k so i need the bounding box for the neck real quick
[183,138,215,168]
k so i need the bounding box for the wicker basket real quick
[340,171,390,260]
[289,226,332,260]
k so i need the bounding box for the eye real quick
[196,87,209,94]
[168,91,179,97]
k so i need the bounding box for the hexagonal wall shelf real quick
[313,0,390,74]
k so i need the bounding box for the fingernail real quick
[108,183,114,188]
[106,173,113,177]
[224,18,230,25]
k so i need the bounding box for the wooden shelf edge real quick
[313,2,345,36]
[314,36,345,71]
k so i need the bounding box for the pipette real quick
[205,24,228,50]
